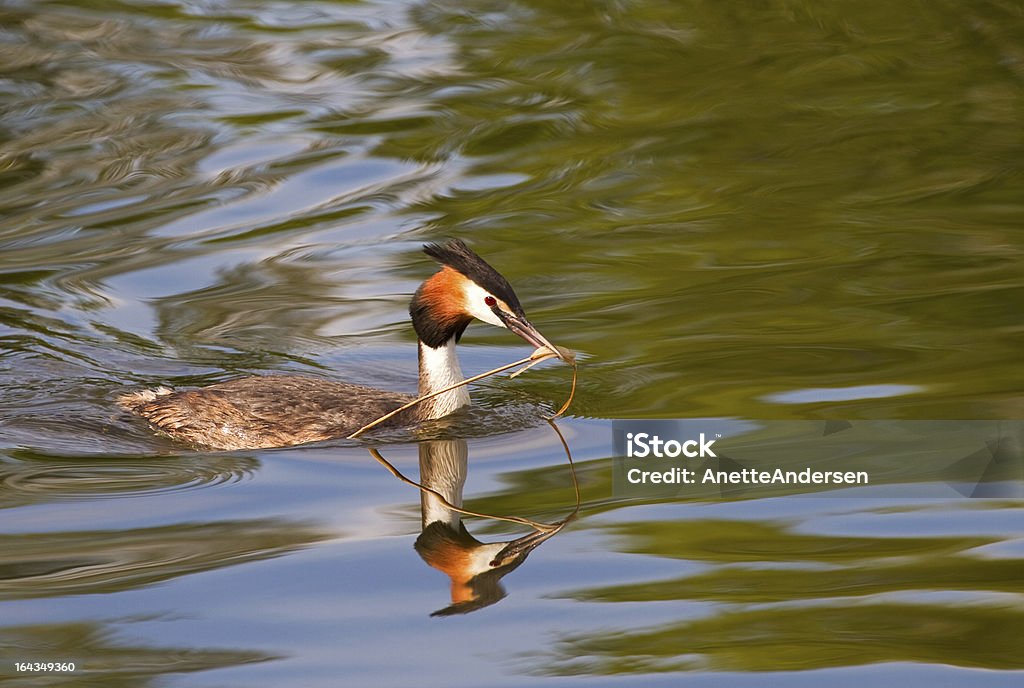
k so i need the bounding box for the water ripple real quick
[0,453,257,505]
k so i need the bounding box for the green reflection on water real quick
[0,0,1022,683]
[0,620,275,687]
[598,518,999,563]
[543,602,1024,674]
[1,0,1020,420]
[568,554,1024,604]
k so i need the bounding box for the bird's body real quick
[118,376,416,449]
[119,240,561,450]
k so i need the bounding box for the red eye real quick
[484,296,497,307]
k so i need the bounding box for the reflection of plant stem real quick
[367,418,580,533]
[546,417,581,516]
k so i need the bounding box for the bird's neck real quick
[417,338,470,420]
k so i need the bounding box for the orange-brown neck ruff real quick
[410,266,473,348]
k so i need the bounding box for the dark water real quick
[1,0,1022,685]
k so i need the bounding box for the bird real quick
[118,239,563,450]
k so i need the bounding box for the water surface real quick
[1,0,1022,685]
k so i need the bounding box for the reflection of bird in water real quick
[119,240,565,450]
[414,439,561,616]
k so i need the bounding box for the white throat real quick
[417,338,470,420]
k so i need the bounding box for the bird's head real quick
[410,239,559,355]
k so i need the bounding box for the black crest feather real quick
[422,239,523,314]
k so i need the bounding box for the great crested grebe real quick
[119,239,562,450]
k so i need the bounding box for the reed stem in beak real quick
[498,312,570,362]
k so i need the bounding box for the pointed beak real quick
[496,310,568,362]
[489,525,565,567]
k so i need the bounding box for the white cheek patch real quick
[461,280,507,328]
